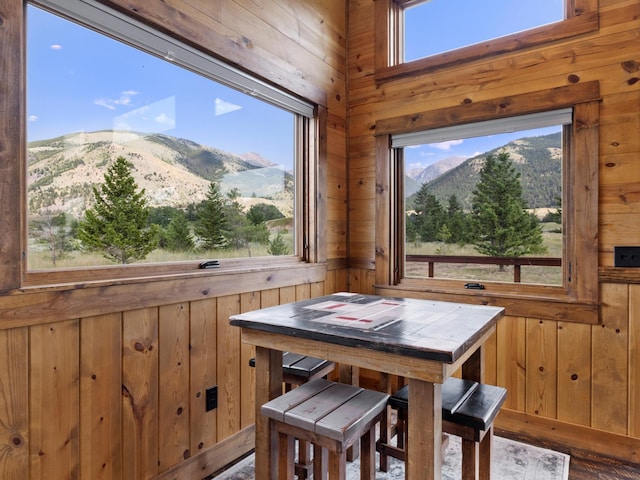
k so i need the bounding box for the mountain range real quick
[27,130,293,219]
[27,130,561,221]
[406,132,562,210]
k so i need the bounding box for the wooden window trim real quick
[375,0,599,82]
[19,111,321,288]
[3,3,325,291]
[374,81,601,323]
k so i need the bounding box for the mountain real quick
[405,155,467,197]
[407,132,562,210]
[27,130,293,218]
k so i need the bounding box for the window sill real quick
[375,283,599,324]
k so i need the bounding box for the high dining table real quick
[229,292,504,480]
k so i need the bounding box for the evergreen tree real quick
[165,211,195,251]
[412,183,445,242]
[246,203,284,225]
[470,152,546,263]
[268,229,290,255]
[444,194,469,244]
[194,182,229,250]
[78,156,158,264]
[224,188,269,256]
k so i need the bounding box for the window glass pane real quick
[27,5,296,269]
[404,0,565,62]
[404,125,563,285]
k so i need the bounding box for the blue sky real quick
[27,1,563,173]
[27,5,294,168]
[403,0,564,171]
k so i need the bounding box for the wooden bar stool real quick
[377,377,507,480]
[250,353,335,478]
[262,378,389,480]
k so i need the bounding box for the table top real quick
[229,292,504,363]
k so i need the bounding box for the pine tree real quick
[165,211,195,251]
[470,152,546,263]
[78,156,158,264]
[412,183,445,242]
[194,182,229,250]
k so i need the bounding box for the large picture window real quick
[26,1,315,277]
[396,110,570,286]
[375,83,600,322]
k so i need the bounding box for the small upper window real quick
[404,0,565,63]
[376,0,598,80]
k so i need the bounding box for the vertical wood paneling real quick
[261,288,281,308]
[526,318,558,418]
[29,320,79,480]
[158,303,190,470]
[279,286,297,304]
[630,284,640,437]
[483,330,498,386]
[496,316,526,411]
[592,283,629,434]
[80,313,122,479]
[335,269,348,292]
[189,298,217,455]
[557,321,592,426]
[240,292,259,429]
[122,308,159,479]
[295,283,311,301]
[216,295,241,440]
[0,328,28,478]
[310,281,325,298]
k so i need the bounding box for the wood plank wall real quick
[0,0,349,479]
[347,0,640,464]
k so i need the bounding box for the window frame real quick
[21,0,321,287]
[374,82,601,323]
[374,0,599,82]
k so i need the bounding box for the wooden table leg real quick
[407,378,442,480]
[462,345,484,383]
[254,346,283,480]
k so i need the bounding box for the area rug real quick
[213,434,570,479]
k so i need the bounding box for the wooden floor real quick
[498,430,640,480]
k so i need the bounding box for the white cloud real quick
[29,115,38,122]
[431,139,463,151]
[93,90,139,110]
[215,97,242,116]
[93,98,116,110]
[50,44,62,50]
[155,112,175,127]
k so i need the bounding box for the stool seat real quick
[262,378,389,479]
[250,353,335,479]
[377,377,507,480]
[249,352,335,386]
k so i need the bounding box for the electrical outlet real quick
[206,386,218,412]
[614,246,640,267]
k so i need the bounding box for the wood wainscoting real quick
[0,267,349,479]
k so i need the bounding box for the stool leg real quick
[313,444,328,480]
[296,438,312,479]
[328,450,347,480]
[278,431,295,480]
[478,426,493,480]
[461,437,479,480]
[360,424,376,480]
[378,405,390,472]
